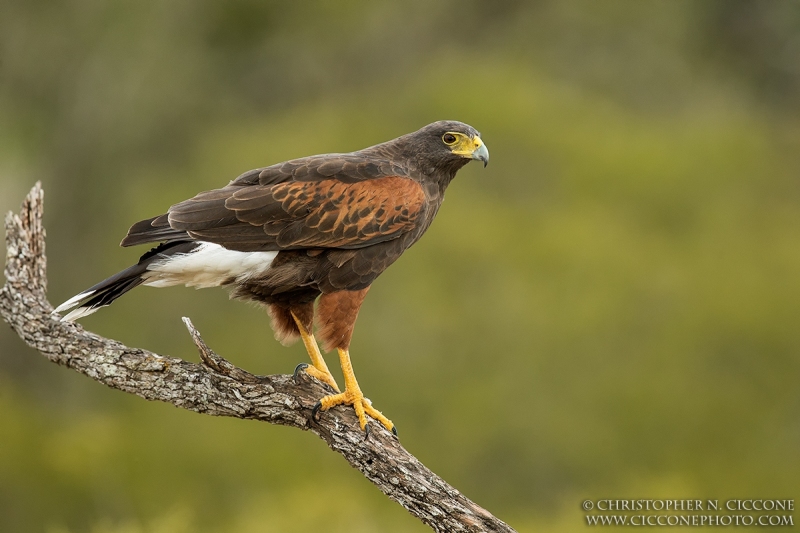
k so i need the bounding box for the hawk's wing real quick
[121,154,427,252]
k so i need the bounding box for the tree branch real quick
[1,183,516,533]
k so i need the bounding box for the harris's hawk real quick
[55,120,489,434]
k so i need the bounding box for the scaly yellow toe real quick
[301,364,340,392]
[316,388,394,432]
[313,348,394,434]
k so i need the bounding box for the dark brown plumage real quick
[55,120,489,432]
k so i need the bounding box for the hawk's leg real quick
[315,348,394,433]
[291,312,340,392]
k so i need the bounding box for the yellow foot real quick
[293,363,340,392]
[312,387,396,436]
[289,311,340,392]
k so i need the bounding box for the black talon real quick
[312,401,323,422]
[364,422,372,441]
[293,363,308,384]
[391,425,398,437]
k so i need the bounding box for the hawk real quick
[55,120,489,434]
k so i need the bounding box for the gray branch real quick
[1,183,516,533]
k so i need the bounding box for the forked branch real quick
[0,183,516,533]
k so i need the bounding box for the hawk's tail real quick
[53,241,199,322]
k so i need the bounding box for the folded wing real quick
[122,175,427,253]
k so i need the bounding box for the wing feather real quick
[121,153,427,252]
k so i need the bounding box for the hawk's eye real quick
[442,133,458,145]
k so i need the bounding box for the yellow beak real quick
[453,136,489,167]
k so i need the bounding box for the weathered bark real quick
[1,183,516,533]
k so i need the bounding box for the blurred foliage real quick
[1,1,799,531]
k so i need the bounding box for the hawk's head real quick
[414,120,489,168]
[378,120,488,179]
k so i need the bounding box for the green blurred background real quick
[2,1,799,531]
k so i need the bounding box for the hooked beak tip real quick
[471,141,489,168]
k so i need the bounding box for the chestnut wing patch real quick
[169,176,426,251]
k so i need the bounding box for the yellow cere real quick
[449,133,484,157]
